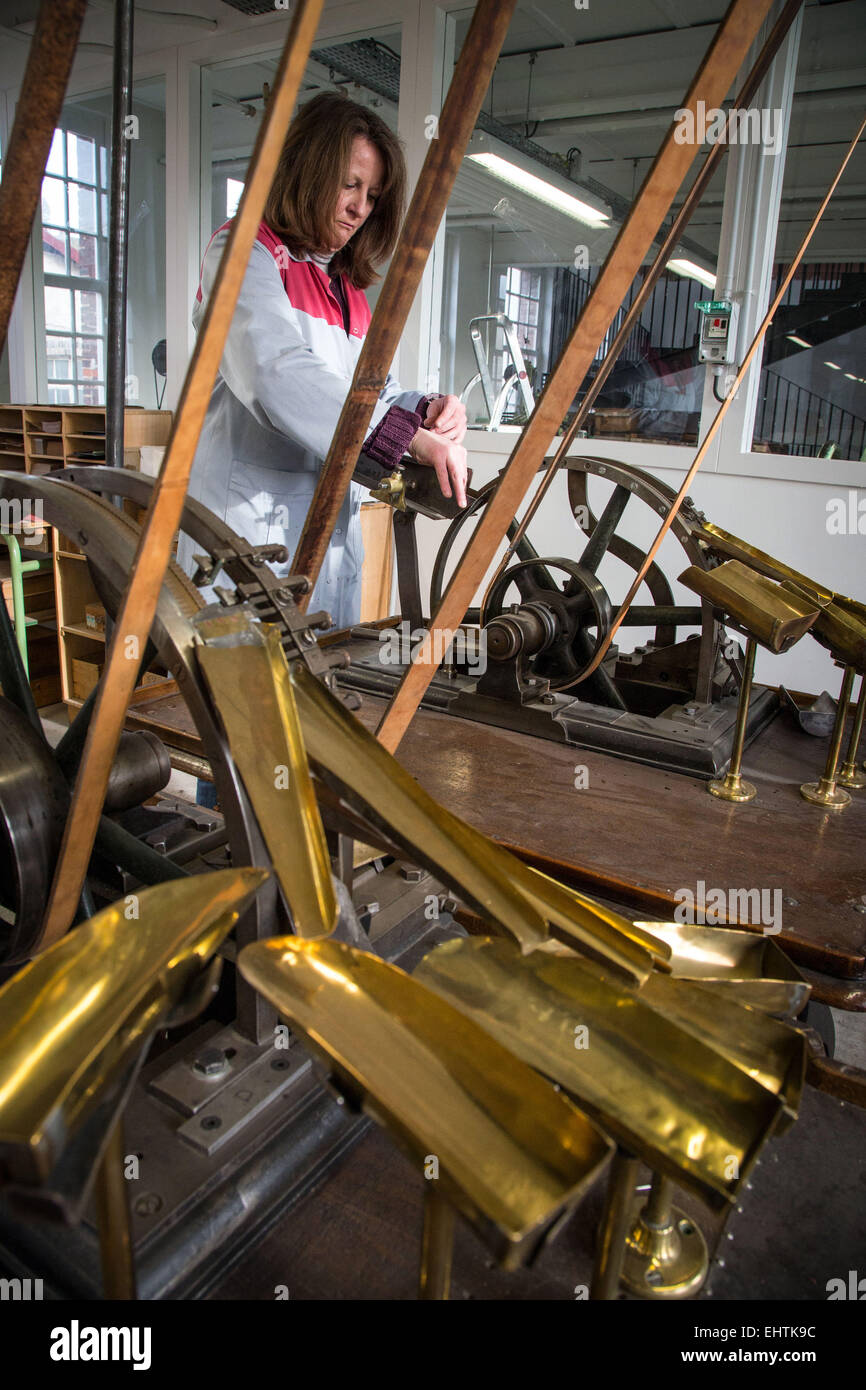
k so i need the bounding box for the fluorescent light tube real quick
[825,361,841,370]
[786,334,811,348]
[467,152,610,228]
[667,257,716,289]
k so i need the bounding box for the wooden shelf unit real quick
[0,404,172,708]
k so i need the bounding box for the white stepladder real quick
[460,313,536,430]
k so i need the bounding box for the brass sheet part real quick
[415,936,790,1208]
[374,0,777,750]
[290,661,654,985]
[633,921,810,1018]
[678,560,819,654]
[238,935,612,1264]
[697,522,866,671]
[0,868,268,1182]
[522,865,672,970]
[38,0,324,949]
[196,613,337,938]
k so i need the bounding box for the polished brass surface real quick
[94,1117,136,1300]
[291,660,655,984]
[801,664,855,809]
[39,0,323,948]
[420,1187,455,1301]
[633,922,810,1019]
[238,934,612,1266]
[591,1147,641,1301]
[0,868,268,1183]
[196,613,337,938]
[415,936,800,1207]
[370,471,407,512]
[698,522,866,673]
[679,561,819,654]
[708,635,757,802]
[375,0,777,750]
[838,674,866,789]
[621,1174,709,1300]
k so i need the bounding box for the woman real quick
[181,91,468,630]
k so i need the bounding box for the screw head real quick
[193,1047,228,1078]
[134,1192,163,1217]
[200,1115,222,1131]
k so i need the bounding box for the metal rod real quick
[644,1172,674,1229]
[0,0,87,355]
[38,0,325,952]
[94,1117,136,1300]
[476,0,805,623]
[376,0,778,754]
[106,0,135,471]
[838,674,866,788]
[801,665,856,808]
[419,1185,455,1301]
[291,0,519,604]
[708,635,757,801]
[569,109,866,689]
[590,1147,640,1300]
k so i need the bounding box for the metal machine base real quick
[336,636,779,779]
[0,868,458,1300]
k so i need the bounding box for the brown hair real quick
[264,92,406,289]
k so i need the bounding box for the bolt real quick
[399,864,425,882]
[853,903,866,915]
[134,1192,163,1217]
[193,1047,228,1078]
[200,1115,222,1131]
[783,897,799,907]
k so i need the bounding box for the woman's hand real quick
[423,394,467,443]
[408,428,468,508]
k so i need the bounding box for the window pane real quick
[76,336,104,383]
[43,229,68,275]
[48,384,75,404]
[46,335,73,381]
[41,176,66,227]
[70,231,98,278]
[101,192,108,233]
[79,383,103,406]
[74,288,103,334]
[45,286,73,331]
[100,145,108,189]
[67,132,96,185]
[226,177,244,218]
[68,182,97,233]
[46,130,65,177]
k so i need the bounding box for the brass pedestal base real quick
[800,778,851,809]
[621,1193,709,1300]
[708,772,757,802]
[837,760,866,790]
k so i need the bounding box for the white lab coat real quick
[178,224,425,628]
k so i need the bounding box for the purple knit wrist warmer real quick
[364,405,423,469]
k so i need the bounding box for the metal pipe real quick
[106,0,135,470]
[0,0,87,354]
[94,1117,137,1300]
[376,0,779,754]
[801,665,856,809]
[838,674,866,789]
[419,1185,455,1300]
[291,0,520,603]
[708,635,757,802]
[591,1147,640,1300]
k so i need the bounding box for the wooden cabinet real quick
[0,405,172,709]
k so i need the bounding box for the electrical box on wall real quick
[695,299,739,365]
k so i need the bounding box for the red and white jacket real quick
[180,220,427,628]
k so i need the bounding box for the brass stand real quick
[708,636,757,802]
[591,1147,640,1300]
[94,1117,136,1300]
[801,665,855,809]
[838,674,866,790]
[621,1173,708,1300]
[419,1186,455,1300]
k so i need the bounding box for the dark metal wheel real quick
[485,556,613,686]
